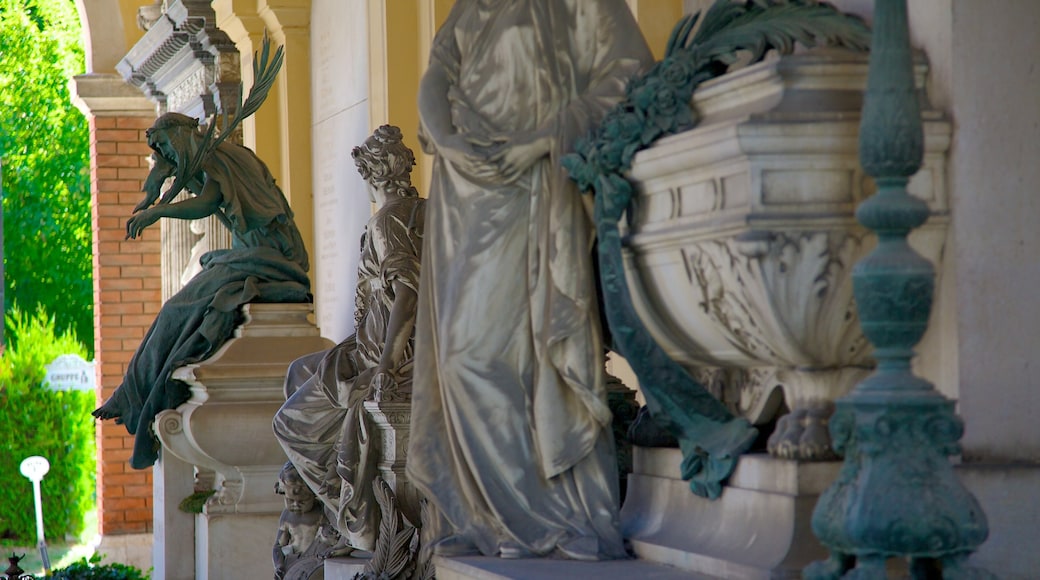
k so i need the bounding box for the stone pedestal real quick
[324,558,370,580]
[322,401,421,578]
[153,303,333,580]
[621,447,839,579]
[623,50,951,459]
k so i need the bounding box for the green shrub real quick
[50,554,150,580]
[0,306,95,544]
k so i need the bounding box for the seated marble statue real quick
[273,125,424,556]
[406,0,653,560]
[93,112,311,469]
[273,462,328,579]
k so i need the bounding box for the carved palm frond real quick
[158,31,283,205]
[671,0,871,64]
[241,30,285,126]
[356,477,419,580]
[664,11,700,56]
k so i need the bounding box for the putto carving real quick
[273,463,334,580]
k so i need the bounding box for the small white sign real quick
[19,456,50,482]
[43,354,96,391]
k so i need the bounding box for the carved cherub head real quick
[275,462,317,514]
[351,124,419,204]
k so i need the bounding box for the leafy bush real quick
[51,554,150,580]
[0,306,95,544]
[0,0,94,353]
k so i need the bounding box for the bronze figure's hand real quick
[125,207,159,239]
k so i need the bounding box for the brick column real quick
[92,112,161,533]
[71,74,158,570]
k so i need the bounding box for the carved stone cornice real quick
[69,73,156,117]
[116,0,241,120]
[117,0,240,298]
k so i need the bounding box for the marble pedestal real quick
[322,401,419,579]
[153,303,333,580]
[621,447,839,579]
[324,557,370,579]
[623,50,951,459]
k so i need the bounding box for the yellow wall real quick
[629,0,686,59]
[118,0,146,52]
[368,0,455,194]
[368,1,425,184]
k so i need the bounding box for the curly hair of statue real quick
[351,125,419,198]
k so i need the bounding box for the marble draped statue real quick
[274,125,425,556]
[93,112,311,469]
[406,0,654,560]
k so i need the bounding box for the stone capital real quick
[259,0,311,35]
[69,73,156,118]
[213,0,268,48]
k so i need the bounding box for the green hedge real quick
[51,554,150,579]
[0,306,95,544]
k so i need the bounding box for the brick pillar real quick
[92,113,161,535]
[71,74,158,570]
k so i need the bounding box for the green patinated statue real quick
[92,111,311,469]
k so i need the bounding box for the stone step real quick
[324,556,370,579]
[433,556,709,580]
[621,449,839,579]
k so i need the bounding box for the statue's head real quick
[352,124,419,202]
[275,462,317,514]
[146,112,202,165]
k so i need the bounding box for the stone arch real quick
[70,1,158,572]
[74,0,128,73]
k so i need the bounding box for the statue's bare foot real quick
[320,538,355,560]
[92,395,126,422]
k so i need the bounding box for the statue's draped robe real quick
[407,0,653,559]
[274,197,425,551]
[100,142,310,469]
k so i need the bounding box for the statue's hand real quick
[437,134,499,182]
[136,174,164,213]
[370,370,399,402]
[126,207,160,239]
[482,129,552,182]
[137,154,175,212]
[133,191,159,214]
[337,367,374,407]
